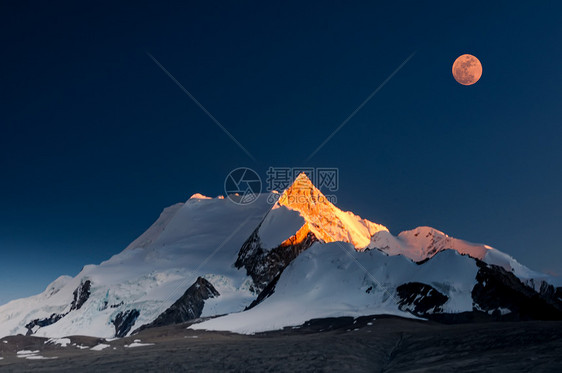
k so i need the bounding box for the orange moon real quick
[452,54,482,85]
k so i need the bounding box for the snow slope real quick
[257,205,305,249]
[0,194,272,338]
[369,226,557,287]
[124,203,184,251]
[191,243,479,334]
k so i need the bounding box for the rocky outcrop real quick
[236,224,318,294]
[70,280,91,311]
[245,272,282,310]
[536,281,562,303]
[24,280,92,336]
[25,313,66,336]
[135,277,219,333]
[472,262,562,320]
[236,172,387,306]
[113,309,140,338]
[394,262,562,322]
[396,282,448,316]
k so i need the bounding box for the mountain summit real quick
[1,176,561,338]
[235,173,389,294]
[274,173,388,249]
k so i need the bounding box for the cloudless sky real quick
[1,1,561,304]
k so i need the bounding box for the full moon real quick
[452,54,482,85]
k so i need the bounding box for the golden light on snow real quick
[276,173,388,249]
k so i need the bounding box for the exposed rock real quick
[135,277,219,333]
[236,224,317,294]
[70,280,91,311]
[24,280,93,336]
[237,173,386,305]
[113,309,140,338]
[245,273,282,310]
[396,282,448,316]
[472,262,562,321]
[274,173,387,249]
[25,313,66,336]
[537,281,562,303]
[392,261,562,323]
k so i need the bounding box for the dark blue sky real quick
[1,1,561,304]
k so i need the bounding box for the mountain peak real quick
[270,172,388,249]
[278,173,325,210]
[294,171,314,184]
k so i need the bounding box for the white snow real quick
[0,174,558,339]
[16,350,56,360]
[90,344,110,351]
[124,342,155,348]
[46,338,71,347]
[191,243,479,334]
[17,350,40,355]
[482,248,555,285]
[189,193,212,200]
[369,227,489,262]
[25,355,58,360]
[498,307,512,315]
[369,226,556,286]
[125,203,184,251]
[0,194,273,339]
[257,205,305,249]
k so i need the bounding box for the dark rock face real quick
[113,309,140,338]
[394,262,562,322]
[472,262,562,321]
[25,313,66,336]
[236,226,317,294]
[536,281,562,303]
[24,280,93,336]
[70,280,91,311]
[245,272,282,310]
[135,277,219,333]
[396,282,448,316]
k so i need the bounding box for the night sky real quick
[1,1,561,304]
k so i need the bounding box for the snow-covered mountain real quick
[0,194,272,338]
[261,173,388,249]
[1,174,561,338]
